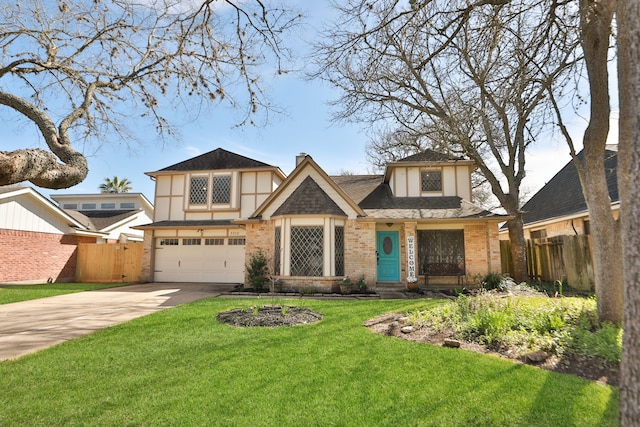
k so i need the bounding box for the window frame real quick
[420,169,443,193]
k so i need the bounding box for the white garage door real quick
[154,237,245,283]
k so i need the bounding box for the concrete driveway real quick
[0,283,234,362]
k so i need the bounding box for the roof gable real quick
[156,147,273,172]
[251,155,365,219]
[273,176,346,216]
[520,149,618,226]
[398,149,464,162]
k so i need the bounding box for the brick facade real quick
[0,229,94,283]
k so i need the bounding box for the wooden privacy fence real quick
[500,235,594,291]
[76,243,143,283]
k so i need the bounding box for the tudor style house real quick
[138,148,507,291]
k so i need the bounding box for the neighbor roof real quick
[155,147,275,172]
[330,175,383,204]
[519,149,618,226]
[65,209,142,231]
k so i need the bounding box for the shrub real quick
[246,249,270,291]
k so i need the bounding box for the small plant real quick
[299,286,317,295]
[246,249,270,292]
[554,279,563,297]
[357,276,368,292]
[281,306,290,316]
[342,276,352,284]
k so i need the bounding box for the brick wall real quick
[344,220,377,284]
[0,229,94,283]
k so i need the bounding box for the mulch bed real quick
[217,305,323,327]
[365,313,619,387]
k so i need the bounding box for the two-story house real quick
[138,148,507,290]
[50,192,154,243]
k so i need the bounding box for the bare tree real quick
[0,0,300,189]
[548,0,623,323]
[313,0,579,282]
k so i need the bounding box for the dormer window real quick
[421,170,442,192]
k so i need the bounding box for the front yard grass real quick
[0,298,618,426]
[0,283,128,305]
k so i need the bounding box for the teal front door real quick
[377,231,400,282]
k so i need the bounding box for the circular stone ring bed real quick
[217,305,323,327]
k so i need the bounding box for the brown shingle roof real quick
[273,176,346,216]
[157,147,273,172]
[330,175,383,204]
[518,149,618,226]
[398,149,464,162]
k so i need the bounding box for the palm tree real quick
[99,176,133,193]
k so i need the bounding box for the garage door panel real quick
[154,237,245,283]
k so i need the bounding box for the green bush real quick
[246,249,270,291]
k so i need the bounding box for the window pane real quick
[190,176,208,204]
[120,202,135,209]
[182,238,201,246]
[63,203,77,209]
[205,238,224,246]
[335,226,344,277]
[81,203,96,209]
[421,171,442,192]
[101,203,116,209]
[212,176,231,204]
[228,238,245,246]
[290,226,323,277]
[159,238,178,246]
[417,230,465,275]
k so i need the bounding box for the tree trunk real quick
[579,0,623,324]
[505,213,528,283]
[618,1,640,423]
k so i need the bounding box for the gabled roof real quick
[0,186,105,237]
[154,147,275,172]
[398,149,464,162]
[330,175,383,204]
[65,209,142,231]
[250,155,366,219]
[520,149,618,226]
[273,176,346,216]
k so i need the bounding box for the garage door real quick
[154,237,245,283]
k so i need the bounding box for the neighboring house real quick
[50,193,154,243]
[138,148,507,290]
[0,186,105,284]
[500,147,618,240]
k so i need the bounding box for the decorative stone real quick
[525,350,549,363]
[398,316,409,325]
[401,326,414,334]
[443,339,461,348]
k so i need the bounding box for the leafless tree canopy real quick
[313,0,580,281]
[0,0,301,188]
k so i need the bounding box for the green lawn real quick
[0,283,127,305]
[0,298,618,426]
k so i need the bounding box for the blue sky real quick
[1,2,616,204]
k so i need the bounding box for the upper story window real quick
[101,203,116,209]
[63,203,77,209]
[120,202,135,209]
[212,175,231,204]
[189,176,209,205]
[188,174,232,207]
[421,170,442,192]
[81,203,96,210]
